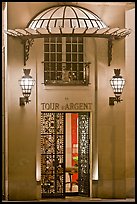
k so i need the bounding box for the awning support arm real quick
[22,38,34,66]
[108,38,113,66]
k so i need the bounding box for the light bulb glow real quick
[110,69,125,97]
[19,69,35,99]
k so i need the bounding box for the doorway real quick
[40,112,90,198]
[65,113,78,195]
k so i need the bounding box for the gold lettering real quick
[41,103,45,110]
[79,103,84,110]
[45,103,50,110]
[83,103,88,109]
[65,103,70,110]
[88,103,92,109]
[55,103,59,110]
[70,103,74,109]
[41,102,92,111]
[74,103,79,110]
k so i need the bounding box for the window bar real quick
[77,38,79,81]
[55,39,57,80]
[70,39,72,79]
[82,63,85,83]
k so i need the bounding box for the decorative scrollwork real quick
[108,38,113,66]
[41,112,65,198]
[23,38,34,66]
[78,113,90,196]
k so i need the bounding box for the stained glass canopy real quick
[6,4,131,66]
[6,5,131,39]
[28,5,107,30]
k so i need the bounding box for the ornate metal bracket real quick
[22,38,34,66]
[109,96,123,105]
[108,38,113,66]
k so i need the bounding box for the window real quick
[43,37,90,86]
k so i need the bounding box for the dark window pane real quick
[66,63,71,70]
[66,54,71,61]
[57,53,62,61]
[51,44,55,52]
[79,54,83,62]
[44,44,49,52]
[78,44,83,52]
[44,38,49,43]
[66,37,71,43]
[51,53,55,61]
[72,63,77,71]
[78,37,83,43]
[51,38,56,43]
[57,63,62,71]
[44,63,49,71]
[51,72,55,80]
[72,44,77,52]
[66,44,71,52]
[57,37,62,43]
[72,37,77,43]
[72,54,77,61]
[79,72,83,80]
[51,63,55,71]
[79,64,83,71]
[44,72,49,80]
[57,44,62,52]
[44,53,49,61]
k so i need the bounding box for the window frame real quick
[43,37,90,86]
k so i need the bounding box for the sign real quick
[41,102,92,111]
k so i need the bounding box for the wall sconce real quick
[19,69,35,106]
[109,69,125,105]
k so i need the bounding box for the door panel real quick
[41,112,65,198]
[78,112,90,197]
[40,112,90,198]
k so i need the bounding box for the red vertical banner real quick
[71,113,78,182]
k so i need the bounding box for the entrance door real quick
[40,112,90,198]
[78,112,90,197]
[41,112,65,198]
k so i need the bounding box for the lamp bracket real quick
[19,97,31,106]
[108,38,113,66]
[109,96,123,106]
[22,38,34,66]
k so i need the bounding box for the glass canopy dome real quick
[7,4,131,38]
[6,4,131,66]
[28,5,108,30]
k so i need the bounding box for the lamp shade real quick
[19,69,35,99]
[110,69,125,97]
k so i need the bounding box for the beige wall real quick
[125,8,135,198]
[2,2,5,199]
[5,2,135,200]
